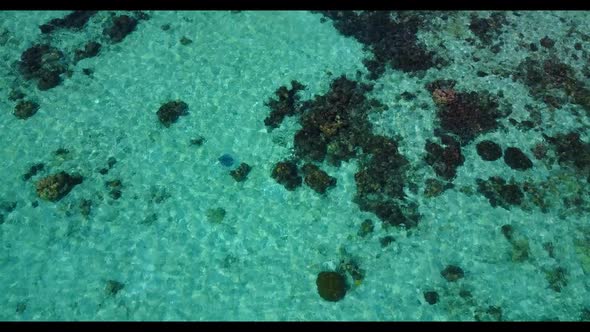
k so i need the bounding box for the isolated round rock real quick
[316,271,346,302]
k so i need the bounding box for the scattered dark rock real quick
[500,224,530,262]
[490,44,502,54]
[54,148,70,157]
[229,162,252,182]
[355,135,418,228]
[543,242,555,259]
[475,306,503,321]
[459,289,472,298]
[189,136,206,146]
[82,68,93,76]
[476,140,502,161]
[157,100,188,127]
[316,271,347,302]
[529,43,538,52]
[161,24,171,31]
[504,147,533,170]
[206,207,226,224]
[35,171,83,201]
[400,91,416,101]
[357,219,374,237]
[109,188,122,201]
[150,186,170,204]
[105,179,123,200]
[80,199,92,218]
[302,164,336,194]
[141,213,158,225]
[18,44,66,90]
[423,178,451,198]
[107,156,117,169]
[13,100,39,119]
[293,127,327,163]
[500,224,513,241]
[74,41,101,62]
[180,36,193,45]
[425,135,465,180]
[441,264,464,282]
[23,163,45,181]
[320,11,440,79]
[8,89,25,101]
[511,238,530,262]
[469,12,507,45]
[540,36,555,49]
[98,168,109,175]
[271,160,301,191]
[15,302,27,314]
[0,201,17,213]
[514,57,590,113]
[545,266,567,292]
[574,42,582,51]
[476,176,524,209]
[264,80,306,130]
[338,258,365,285]
[544,132,590,177]
[379,236,395,248]
[424,291,439,305]
[103,14,138,43]
[105,280,124,296]
[134,11,150,21]
[37,68,63,90]
[40,11,96,34]
[0,214,4,225]
[433,89,503,145]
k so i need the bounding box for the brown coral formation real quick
[302,164,336,194]
[35,171,83,201]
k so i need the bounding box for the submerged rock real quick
[441,265,464,282]
[103,14,138,43]
[504,147,533,170]
[316,271,347,302]
[36,171,83,201]
[229,162,252,182]
[302,163,336,194]
[271,160,302,191]
[157,100,188,127]
[476,140,502,161]
[13,100,39,119]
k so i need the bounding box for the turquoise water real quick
[0,10,589,321]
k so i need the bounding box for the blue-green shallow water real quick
[0,11,589,321]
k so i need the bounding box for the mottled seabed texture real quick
[0,10,589,321]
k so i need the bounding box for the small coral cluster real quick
[35,171,83,201]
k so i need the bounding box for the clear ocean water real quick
[1,10,589,321]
